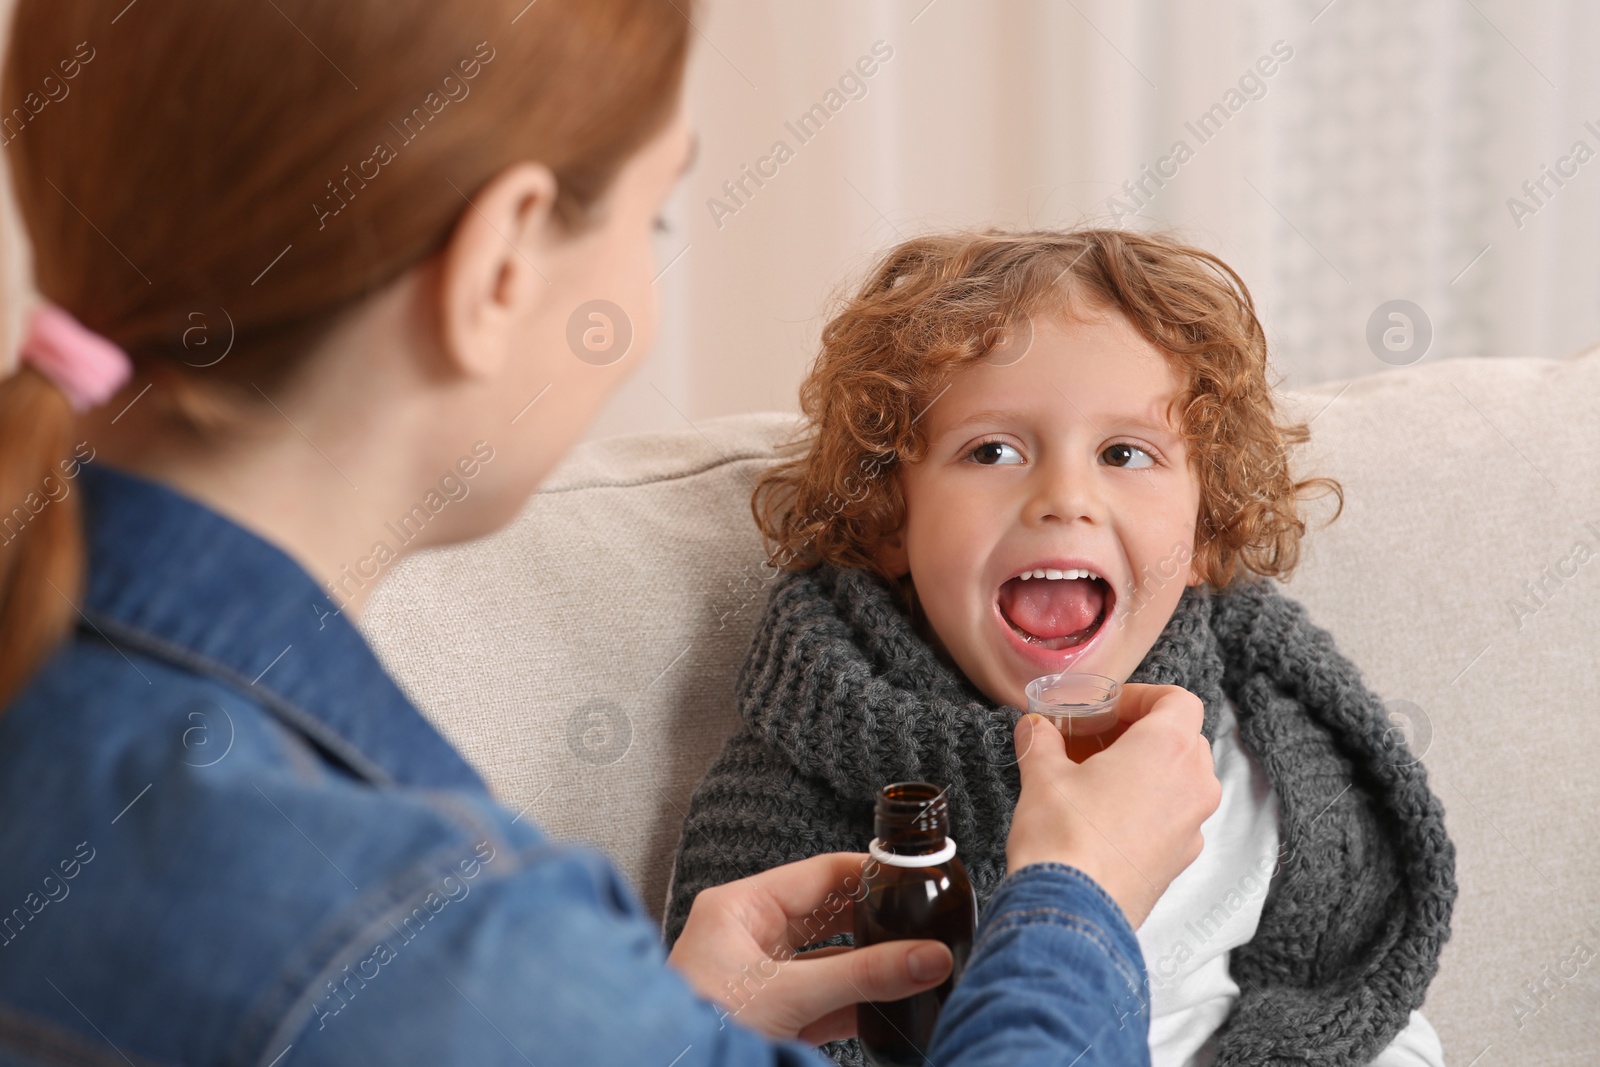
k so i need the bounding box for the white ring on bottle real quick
[868,836,957,868]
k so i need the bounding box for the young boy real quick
[663,229,1457,1066]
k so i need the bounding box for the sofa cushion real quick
[360,347,1600,1064]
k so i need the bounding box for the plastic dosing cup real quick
[1024,671,1125,763]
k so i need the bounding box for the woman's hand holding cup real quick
[1005,682,1220,929]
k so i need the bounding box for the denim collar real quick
[76,461,484,791]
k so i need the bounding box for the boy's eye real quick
[1103,443,1155,469]
[969,440,1024,465]
[653,214,672,234]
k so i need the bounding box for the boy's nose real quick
[1022,459,1106,526]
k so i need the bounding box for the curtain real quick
[602,0,1600,438]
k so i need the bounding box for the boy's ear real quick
[871,527,911,579]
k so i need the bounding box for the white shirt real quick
[1135,696,1446,1067]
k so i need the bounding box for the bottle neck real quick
[873,781,952,857]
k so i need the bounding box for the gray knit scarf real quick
[664,563,1457,1066]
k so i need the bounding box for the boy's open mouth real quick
[996,568,1111,650]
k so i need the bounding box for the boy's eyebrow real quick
[939,408,1029,435]
[1114,413,1180,440]
[940,404,1179,440]
[679,131,699,176]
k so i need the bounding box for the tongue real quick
[998,577,1105,640]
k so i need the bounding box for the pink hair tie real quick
[17,304,133,413]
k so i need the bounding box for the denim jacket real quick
[0,462,1152,1066]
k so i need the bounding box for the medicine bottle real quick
[855,781,977,1067]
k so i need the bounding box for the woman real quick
[0,1,1220,1063]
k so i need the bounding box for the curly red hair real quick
[753,227,1343,592]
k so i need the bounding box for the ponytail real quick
[0,366,84,708]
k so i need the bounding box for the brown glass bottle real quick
[855,781,977,1067]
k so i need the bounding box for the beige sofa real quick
[360,347,1600,1065]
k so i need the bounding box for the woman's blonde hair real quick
[753,227,1343,592]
